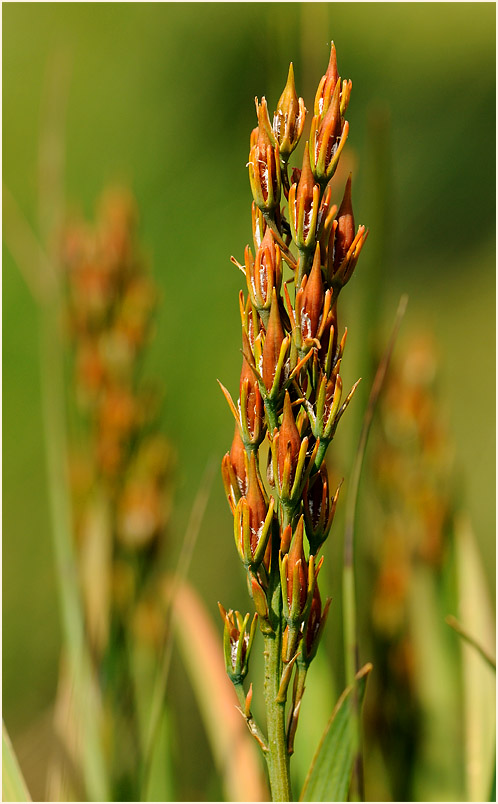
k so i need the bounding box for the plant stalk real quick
[263,619,292,801]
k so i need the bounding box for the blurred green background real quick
[3,2,495,801]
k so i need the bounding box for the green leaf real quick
[2,722,31,802]
[300,663,372,802]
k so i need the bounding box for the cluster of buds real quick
[62,189,173,646]
[220,43,368,760]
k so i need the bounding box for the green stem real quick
[296,249,311,287]
[265,397,279,432]
[264,621,292,801]
[233,683,268,752]
[261,539,292,802]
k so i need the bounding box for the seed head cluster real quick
[219,43,368,752]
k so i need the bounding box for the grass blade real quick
[2,722,32,802]
[299,664,372,802]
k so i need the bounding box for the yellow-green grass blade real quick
[455,515,496,802]
[299,663,372,802]
[2,722,31,802]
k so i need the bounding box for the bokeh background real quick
[3,2,495,801]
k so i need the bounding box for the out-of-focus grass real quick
[3,3,495,800]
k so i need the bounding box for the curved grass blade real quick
[2,722,32,802]
[299,663,372,802]
[445,615,496,672]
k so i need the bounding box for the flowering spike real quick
[220,42,367,779]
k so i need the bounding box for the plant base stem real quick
[264,625,292,801]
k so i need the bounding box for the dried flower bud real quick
[218,336,265,451]
[251,576,269,621]
[298,244,325,342]
[302,584,331,663]
[277,392,302,491]
[288,142,321,251]
[334,175,355,268]
[327,176,368,289]
[273,63,306,159]
[303,464,341,553]
[248,100,281,211]
[221,426,247,513]
[246,452,268,552]
[218,604,258,683]
[284,516,308,619]
[245,228,282,320]
[239,291,259,352]
[239,339,265,445]
[311,76,349,185]
[233,452,274,569]
[230,426,247,494]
